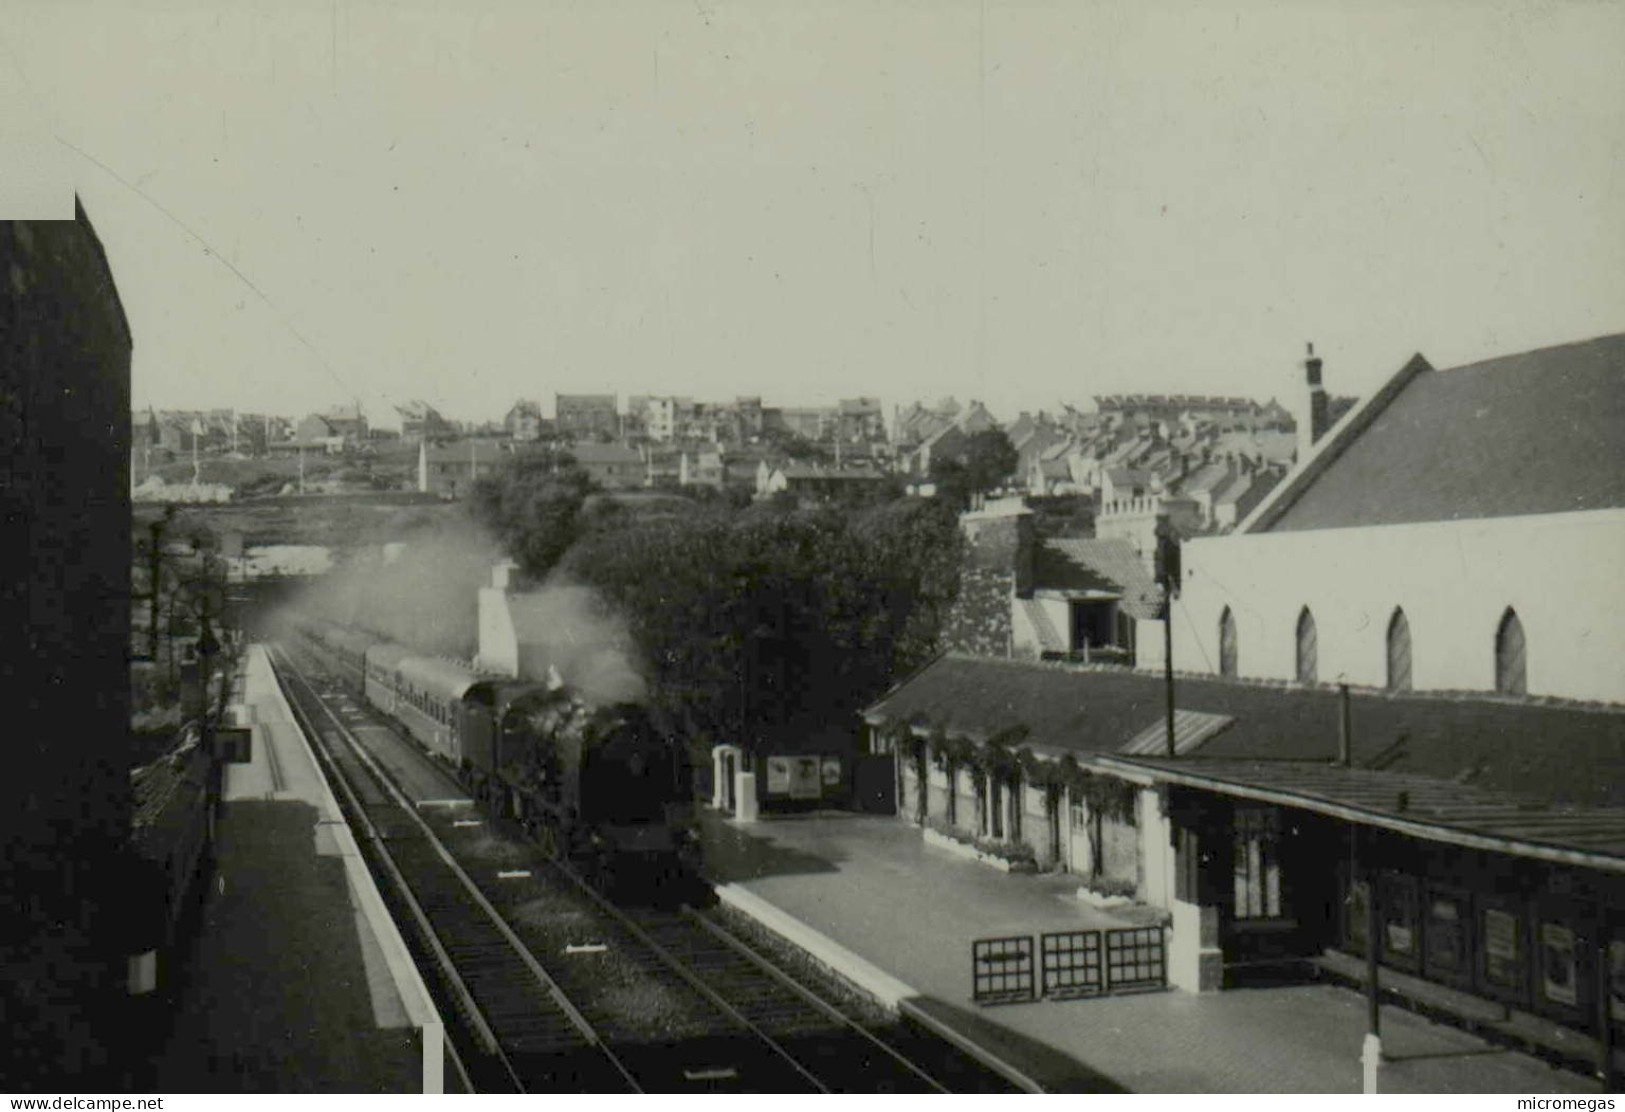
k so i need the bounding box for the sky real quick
[3,0,1622,428]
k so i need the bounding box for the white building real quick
[1172,333,1625,705]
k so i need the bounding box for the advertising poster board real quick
[789,756,821,799]
[766,757,792,796]
[1483,907,1522,989]
[1539,922,1578,1007]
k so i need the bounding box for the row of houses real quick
[848,332,1625,1058]
[503,393,890,446]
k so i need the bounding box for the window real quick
[1219,607,1238,678]
[1232,808,1283,919]
[1387,608,1412,692]
[1495,608,1526,696]
[1295,607,1318,685]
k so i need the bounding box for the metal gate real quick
[977,926,1166,1005]
[1040,930,1104,998]
[1104,926,1166,992]
[972,935,1036,1004]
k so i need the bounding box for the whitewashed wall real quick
[1172,509,1625,703]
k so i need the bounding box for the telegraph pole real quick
[1158,520,1180,758]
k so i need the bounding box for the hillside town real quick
[9,0,1624,1101]
[132,375,1338,519]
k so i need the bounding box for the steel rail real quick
[271,642,641,1093]
[682,907,952,1093]
[267,642,521,1091]
[538,854,832,1094]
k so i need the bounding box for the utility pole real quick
[1158,519,1179,758]
[147,513,167,660]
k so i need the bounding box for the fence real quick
[973,926,1166,1005]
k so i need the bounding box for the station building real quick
[862,333,1625,1063]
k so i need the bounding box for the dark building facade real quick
[2,203,134,1083]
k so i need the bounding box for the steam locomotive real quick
[290,614,699,899]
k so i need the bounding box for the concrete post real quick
[1361,1032,1382,1094]
[1168,900,1223,993]
[711,745,728,809]
[734,770,760,823]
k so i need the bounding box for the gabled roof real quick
[1254,333,1625,533]
[862,654,1625,808]
[1036,538,1163,620]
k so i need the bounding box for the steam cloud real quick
[288,517,501,660]
[281,511,649,706]
[502,578,648,706]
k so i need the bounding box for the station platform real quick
[145,645,443,1093]
[699,809,1605,1095]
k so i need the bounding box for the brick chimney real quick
[1301,341,1330,461]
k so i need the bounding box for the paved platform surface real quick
[291,641,470,807]
[700,809,1603,1094]
[147,647,428,1093]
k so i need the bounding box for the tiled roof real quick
[779,466,888,481]
[570,442,643,465]
[1119,710,1234,756]
[1037,538,1163,620]
[862,655,1625,808]
[1264,333,1625,531]
[1102,756,1625,873]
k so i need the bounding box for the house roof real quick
[778,465,888,482]
[861,654,1625,808]
[424,439,511,464]
[1259,333,1625,532]
[1100,755,1625,874]
[1035,538,1163,620]
[571,442,643,465]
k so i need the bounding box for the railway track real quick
[268,641,637,1093]
[274,635,1018,1094]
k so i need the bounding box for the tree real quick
[471,451,594,578]
[556,494,963,759]
[930,427,1018,507]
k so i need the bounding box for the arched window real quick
[1386,608,1412,692]
[1295,607,1318,685]
[1495,608,1526,696]
[1219,607,1238,678]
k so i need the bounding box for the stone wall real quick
[939,566,1013,656]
